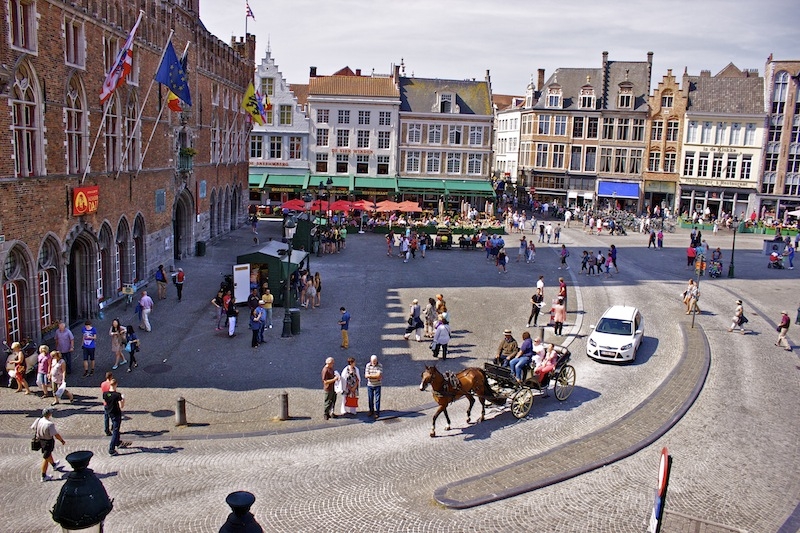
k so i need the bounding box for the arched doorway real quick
[132,214,146,281]
[173,188,194,260]
[67,231,98,322]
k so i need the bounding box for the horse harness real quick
[432,371,465,400]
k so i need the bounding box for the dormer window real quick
[618,92,632,108]
[661,91,673,109]
[439,93,454,113]
[580,89,595,109]
[546,86,562,109]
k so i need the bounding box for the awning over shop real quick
[354,177,398,195]
[397,178,447,195]
[444,180,496,197]
[266,174,309,188]
[597,180,640,199]
[312,175,353,194]
[249,171,267,189]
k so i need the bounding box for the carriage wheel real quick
[510,388,534,419]
[554,365,576,401]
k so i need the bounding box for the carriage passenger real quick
[533,344,560,382]
[510,334,545,383]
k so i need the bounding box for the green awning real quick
[354,176,398,195]
[249,171,267,189]
[266,174,309,187]
[397,178,447,194]
[444,180,496,197]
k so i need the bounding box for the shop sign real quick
[72,185,99,216]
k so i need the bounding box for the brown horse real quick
[419,365,502,437]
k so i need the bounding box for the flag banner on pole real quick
[99,12,143,103]
[241,82,265,125]
[167,91,182,112]
[155,41,192,107]
[254,89,268,124]
[246,1,255,19]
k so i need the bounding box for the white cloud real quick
[204,0,800,94]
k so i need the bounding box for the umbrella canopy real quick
[311,199,330,212]
[786,209,800,217]
[398,201,422,213]
[280,199,305,211]
[376,200,401,212]
[351,200,374,211]
[329,200,354,212]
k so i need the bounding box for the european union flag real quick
[155,42,192,107]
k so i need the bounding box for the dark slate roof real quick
[399,77,492,115]
[603,60,651,111]
[532,68,602,111]
[685,75,765,115]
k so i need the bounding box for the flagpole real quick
[115,29,175,180]
[138,41,191,177]
[81,102,112,183]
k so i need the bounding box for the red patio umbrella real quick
[280,199,305,210]
[376,200,401,212]
[329,200,354,212]
[398,201,422,213]
[311,199,330,212]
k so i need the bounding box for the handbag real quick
[344,396,358,408]
[55,381,67,399]
[30,418,41,451]
[429,341,436,351]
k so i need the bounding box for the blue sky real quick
[201,0,799,95]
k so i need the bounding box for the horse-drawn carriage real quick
[419,345,576,436]
[483,345,576,419]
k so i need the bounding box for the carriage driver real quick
[494,329,519,367]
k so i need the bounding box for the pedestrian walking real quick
[517,236,527,262]
[124,325,139,372]
[527,240,536,263]
[551,297,567,336]
[155,264,168,299]
[365,355,383,419]
[610,244,619,273]
[404,299,423,342]
[175,268,185,301]
[340,357,360,416]
[109,319,127,369]
[53,321,75,375]
[775,311,792,351]
[138,290,154,331]
[728,300,747,334]
[36,345,52,398]
[103,378,131,455]
[321,357,340,420]
[9,342,30,394]
[338,307,350,349]
[554,223,561,244]
[657,230,664,249]
[648,229,656,248]
[527,287,544,328]
[423,297,436,338]
[587,252,597,275]
[81,320,97,377]
[558,277,567,310]
[100,372,114,436]
[249,305,262,348]
[32,407,65,482]
[49,351,73,405]
[558,244,570,269]
[432,316,451,360]
[496,248,507,273]
[261,288,274,327]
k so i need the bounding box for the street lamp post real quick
[316,181,324,257]
[281,215,297,338]
[326,176,334,225]
[51,451,113,532]
[691,252,706,329]
[727,222,739,278]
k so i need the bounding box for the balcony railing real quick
[178,154,194,172]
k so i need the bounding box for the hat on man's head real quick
[503,329,512,335]
[258,300,265,305]
[736,300,742,305]
[782,311,788,315]
[412,299,419,304]
[42,407,54,417]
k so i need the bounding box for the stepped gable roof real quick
[685,64,764,115]
[604,60,651,111]
[399,77,492,115]
[289,84,308,106]
[533,68,602,111]
[309,75,399,98]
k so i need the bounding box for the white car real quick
[587,305,644,362]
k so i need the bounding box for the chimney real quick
[700,70,711,77]
[537,68,545,91]
[355,68,361,76]
[310,66,317,77]
[647,51,653,65]
[394,64,400,80]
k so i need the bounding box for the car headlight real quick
[621,343,632,351]
[589,338,596,347]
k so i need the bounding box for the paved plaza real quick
[1,218,798,532]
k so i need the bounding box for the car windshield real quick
[596,318,633,336]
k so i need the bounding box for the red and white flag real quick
[100,12,143,103]
[246,1,255,19]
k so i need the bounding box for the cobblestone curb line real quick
[434,321,710,509]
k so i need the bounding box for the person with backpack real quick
[125,325,140,372]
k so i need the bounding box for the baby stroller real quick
[708,260,723,278]
[768,253,785,269]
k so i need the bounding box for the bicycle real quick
[122,283,135,310]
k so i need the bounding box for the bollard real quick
[538,326,545,344]
[279,391,289,421]
[176,397,187,426]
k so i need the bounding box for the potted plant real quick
[179,147,198,157]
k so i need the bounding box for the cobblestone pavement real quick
[1,219,798,532]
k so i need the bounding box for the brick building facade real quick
[0,0,253,343]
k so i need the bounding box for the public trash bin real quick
[290,308,301,335]
[196,240,206,256]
